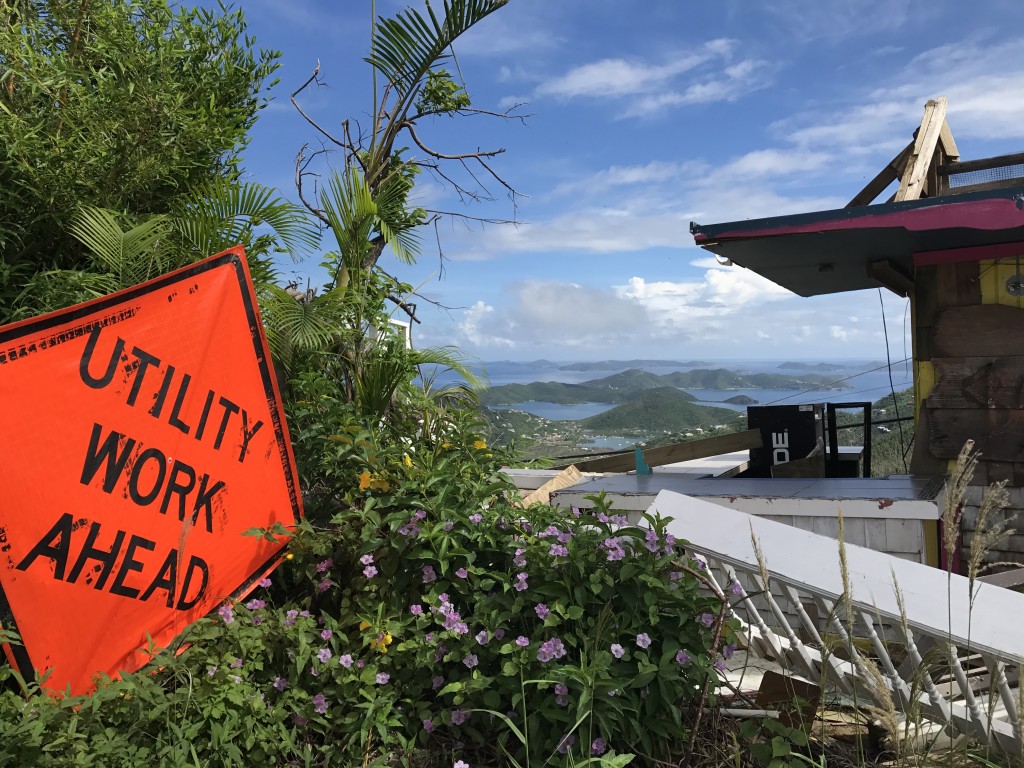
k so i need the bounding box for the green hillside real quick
[581,387,737,433]
[660,368,847,390]
[481,367,846,405]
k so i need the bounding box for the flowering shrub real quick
[0,373,733,766]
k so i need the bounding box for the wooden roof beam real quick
[847,139,915,207]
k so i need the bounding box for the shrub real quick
[0,373,731,767]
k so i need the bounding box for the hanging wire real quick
[879,289,908,472]
[762,357,911,405]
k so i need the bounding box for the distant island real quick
[480,367,848,406]
[580,388,737,433]
[559,360,712,371]
[723,394,758,405]
[778,361,849,371]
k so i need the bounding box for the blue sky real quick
[234,0,1024,362]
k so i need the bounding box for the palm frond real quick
[367,0,507,97]
[68,207,171,288]
[174,180,321,262]
[320,169,378,272]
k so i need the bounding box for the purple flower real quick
[339,654,354,668]
[554,683,568,696]
[636,632,651,649]
[376,672,390,684]
[557,531,572,544]
[259,577,272,588]
[495,628,506,640]
[730,580,743,596]
[463,653,478,669]
[291,713,308,727]
[513,548,527,567]
[398,522,420,537]
[451,709,469,726]
[218,605,234,624]
[699,612,715,627]
[535,604,550,620]
[422,565,436,583]
[273,677,288,691]
[284,609,299,626]
[454,761,469,768]
[230,657,243,669]
[315,558,333,573]
[443,521,454,532]
[714,658,727,672]
[675,650,691,666]
[317,577,332,592]
[356,659,365,669]
[469,513,483,524]
[603,537,626,561]
[644,529,660,553]
[537,637,566,663]
[207,665,217,677]
[312,694,327,714]
[423,717,435,733]
[556,695,568,707]
[432,675,444,690]
[591,737,606,755]
[360,554,374,565]
[611,514,628,526]
[723,643,736,660]
[513,572,528,591]
[610,643,624,659]
[557,733,576,754]
[410,604,424,616]
[475,630,489,645]
[317,648,332,663]
[549,544,569,557]
[456,567,468,579]
[515,635,530,647]
[413,509,427,522]
[363,565,378,578]
[321,629,332,640]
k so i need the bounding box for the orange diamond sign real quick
[0,248,302,695]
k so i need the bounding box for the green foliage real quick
[416,68,472,114]
[737,717,814,768]
[0,0,279,319]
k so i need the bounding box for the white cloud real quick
[530,40,772,117]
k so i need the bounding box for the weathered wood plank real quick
[559,429,762,473]
[928,357,1024,410]
[846,140,914,207]
[933,305,1024,357]
[928,408,1024,462]
[896,97,947,202]
[955,261,981,306]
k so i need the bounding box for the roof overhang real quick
[690,186,1024,297]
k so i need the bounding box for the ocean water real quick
[443,359,915,421]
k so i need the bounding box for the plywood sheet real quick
[933,304,1024,357]
[929,408,1024,462]
[928,357,1024,409]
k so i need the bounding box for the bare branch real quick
[290,61,357,152]
[295,144,330,226]
[404,121,505,161]
[423,209,520,226]
[409,104,532,123]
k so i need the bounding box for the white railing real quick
[652,490,1024,755]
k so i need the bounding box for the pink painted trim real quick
[705,197,1024,242]
[914,240,1024,267]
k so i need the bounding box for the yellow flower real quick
[285,553,294,561]
[403,453,412,468]
[370,632,393,653]
[473,438,487,450]
[358,470,372,491]
[358,620,371,631]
